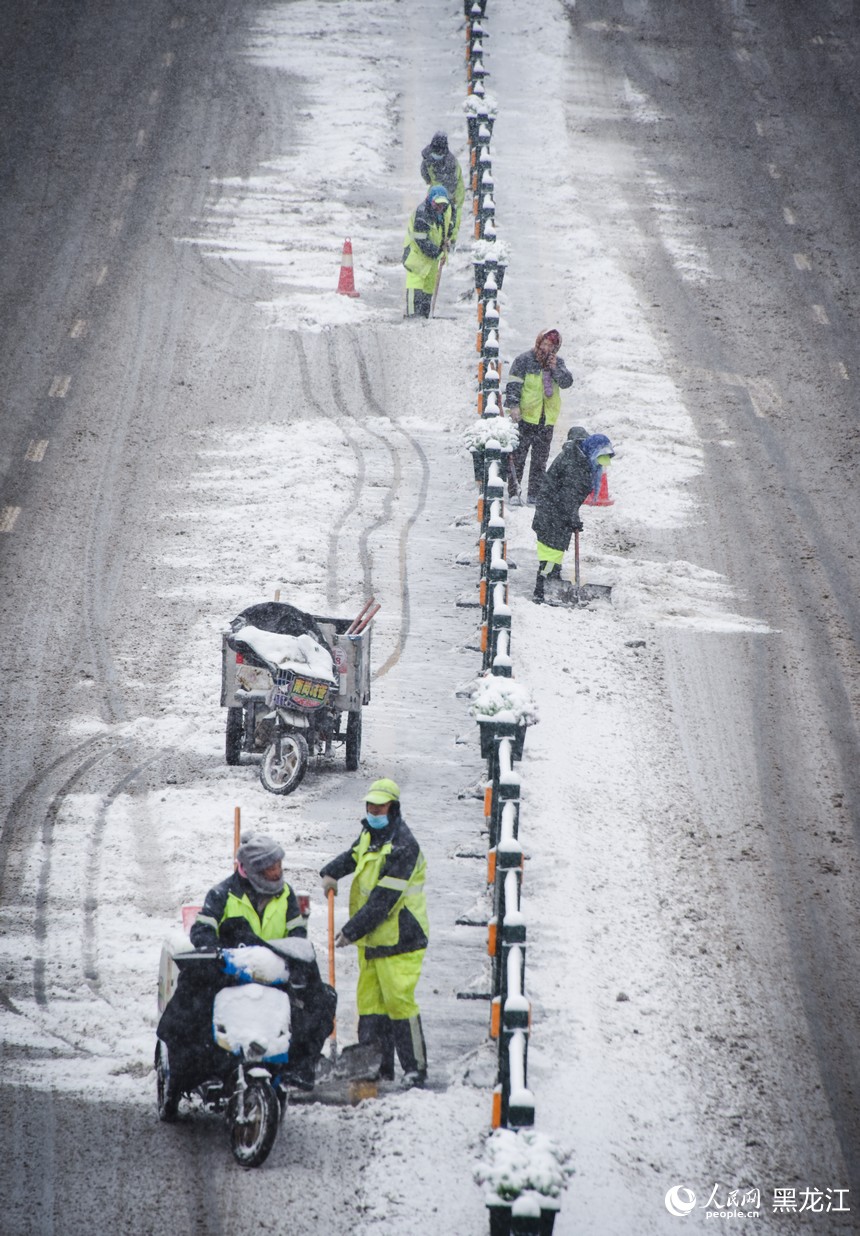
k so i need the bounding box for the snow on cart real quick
[221,598,377,795]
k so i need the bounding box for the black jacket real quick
[531,430,593,552]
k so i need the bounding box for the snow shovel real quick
[549,530,612,606]
[313,889,381,1088]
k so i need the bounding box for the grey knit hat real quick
[237,833,285,896]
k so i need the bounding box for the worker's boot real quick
[533,569,545,604]
[391,1015,427,1088]
[358,1014,395,1081]
[548,563,562,579]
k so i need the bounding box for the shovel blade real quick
[316,1042,382,1084]
[546,579,612,607]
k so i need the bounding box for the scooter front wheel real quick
[228,1081,280,1168]
[260,732,309,795]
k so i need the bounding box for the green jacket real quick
[504,346,574,427]
[190,871,307,948]
[403,199,453,293]
[321,815,429,960]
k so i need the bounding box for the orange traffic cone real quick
[336,238,360,297]
[583,471,614,506]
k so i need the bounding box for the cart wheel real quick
[345,712,362,771]
[260,733,309,795]
[226,708,243,766]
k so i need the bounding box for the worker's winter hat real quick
[427,184,450,207]
[566,425,588,442]
[534,329,561,354]
[581,434,614,464]
[365,778,401,805]
[237,833,285,895]
[429,131,448,156]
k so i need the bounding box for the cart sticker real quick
[288,676,331,708]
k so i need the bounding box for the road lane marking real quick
[162,51,175,68]
[110,216,124,236]
[25,440,49,462]
[684,367,785,419]
[70,319,87,339]
[148,89,160,106]
[833,361,849,380]
[136,129,147,148]
[121,171,138,192]
[747,377,783,419]
[96,265,109,286]
[0,506,21,532]
[49,375,71,398]
[767,163,782,179]
[755,120,765,136]
[783,206,796,225]
[793,253,811,270]
[736,47,751,63]
[812,304,830,325]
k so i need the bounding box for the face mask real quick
[365,812,390,830]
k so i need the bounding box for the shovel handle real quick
[327,888,337,1046]
[574,529,581,588]
[327,888,336,987]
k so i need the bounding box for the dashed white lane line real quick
[109,217,124,236]
[136,129,147,148]
[148,89,160,106]
[746,377,783,419]
[25,440,49,462]
[70,319,87,339]
[833,361,849,381]
[783,206,796,225]
[0,506,21,533]
[793,253,811,270]
[767,162,782,179]
[48,375,71,398]
[162,51,175,68]
[121,171,138,192]
[96,265,109,286]
[812,304,830,325]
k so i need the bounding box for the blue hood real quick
[579,434,615,502]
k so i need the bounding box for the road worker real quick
[403,184,453,318]
[320,778,429,1088]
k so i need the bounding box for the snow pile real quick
[474,1127,574,1204]
[463,417,519,453]
[213,984,292,1059]
[231,625,337,681]
[469,674,539,725]
[464,91,499,118]
[222,944,290,986]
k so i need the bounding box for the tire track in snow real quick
[348,331,430,679]
[292,332,368,607]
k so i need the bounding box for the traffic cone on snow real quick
[583,471,614,506]
[336,238,360,297]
